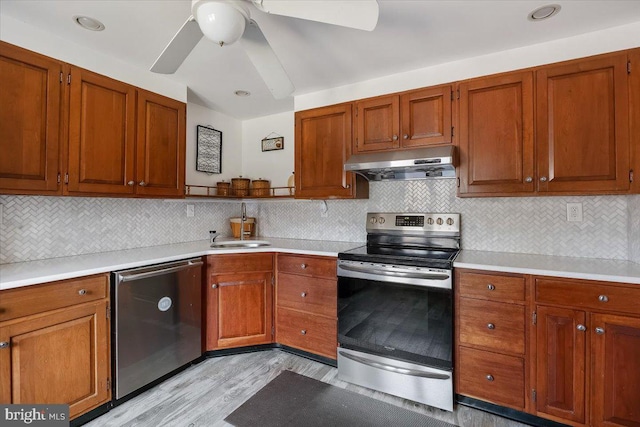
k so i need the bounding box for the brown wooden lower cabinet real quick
[0,274,111,420]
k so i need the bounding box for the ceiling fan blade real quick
[254,0,379,31]
[239,20,295,99]
[150,17,203,74]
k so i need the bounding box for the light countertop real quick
[454,250,640,285]
[0,238,364,291]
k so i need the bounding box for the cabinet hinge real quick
[271,276,275,286]
[64,173,69,184]
[630,170,634,183]
[456,177,460,188]
[457,89,460,100]
[67,73,71,85]
[628,60,631,74]
[532,311,537,325]
[451,126,454,138]
[59,71,63,83]
[271,326,275,337]
[532,389,537,402]
[106,304,110,319]
[57,173,61,184]
[106,378,111,391]
[450,91,454,101]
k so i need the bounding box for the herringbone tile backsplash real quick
[0,180,635,264]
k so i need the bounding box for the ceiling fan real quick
[150,0,379,99]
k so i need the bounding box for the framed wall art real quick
[261,136,284,152]
[196,125,222,174]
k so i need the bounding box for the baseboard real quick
[70,402,111,427]
[204,344,337,367]
[456,395,570,427]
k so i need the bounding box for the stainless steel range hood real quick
[344,146,456,181]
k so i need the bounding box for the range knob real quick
[370,217,377,224]
[378,217,385,224]
[436,218,444,225]
[426,218,434,225]
[446,218,454,226]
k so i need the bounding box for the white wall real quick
[241,112,295,189]
[186,103,243,194]
[0,14,186,102]
[295,21,640,111]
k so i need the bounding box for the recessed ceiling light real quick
[73,16,105,31]
[234,90,251,97]
[528,4,561,21]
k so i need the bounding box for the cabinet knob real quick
[0,342,9,349]
[392,135,398,141]
[576,324,586,331]
[598,295,609,303]
[595,327,605,335]
[539,176,548,182]
[139,181,147,186]
[78,289,87,296]
[487,323,495,330]
[487,284,495,291]
[525,176,533,183]
[486,374,494,382]
[403,134,409,140]
[127,180,135,186]
[300,264,307,269]
[343,184,351,189]
[211,284,218,289]
[301,292,307,298]
[300,330,307,335]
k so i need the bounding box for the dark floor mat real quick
[225,370,456,427]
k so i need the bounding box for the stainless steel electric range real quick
[337,212,461,412]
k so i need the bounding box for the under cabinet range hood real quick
[344,146,456,181]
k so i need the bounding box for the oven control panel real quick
[367,212,460,234]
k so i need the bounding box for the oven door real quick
[337,260,453,370]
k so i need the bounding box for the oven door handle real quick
[339,351,450,380]
[339,264,450,281]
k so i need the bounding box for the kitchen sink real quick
[210,240,271,249]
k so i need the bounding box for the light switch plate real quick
[186,204,195,217]
[567,203,583,222]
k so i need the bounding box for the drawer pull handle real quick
[211,284,218,289]
[300,330,307,335]
[487,284,495,290]
[576,324,586,332]
[486,374,494,382]
[487,323,495,330]
[301,292,307,298]
[595,327,605,335]
[0,342,9,349]
[598,295,608,303]
[300,264,307,269]
[78,289,87,296]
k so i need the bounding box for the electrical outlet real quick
[186,204,195,218]
[566,203,583,222]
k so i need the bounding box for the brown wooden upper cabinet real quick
[354,85,453,153]
[0,42,63,195]
[295,103,368,199]
[458,51,632,197]
[0,41,186,198]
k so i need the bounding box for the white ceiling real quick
[2,1,640,120]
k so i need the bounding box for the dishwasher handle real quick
[117,259,203,283]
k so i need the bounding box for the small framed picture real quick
[261,136,284,152]
[196,125,222,174]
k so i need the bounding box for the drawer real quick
[536,277,640,315]
[458,297,525,354]
[207,253,273,274]
[277,273,336,317]
[277,254,336,279]
[0,274,108,322]
[457,346,525,410]
[277,307,337,359]
[457,270,526,302]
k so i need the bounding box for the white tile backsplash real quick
[0,181,635,264]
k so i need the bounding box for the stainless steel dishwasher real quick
[113,258,202,401]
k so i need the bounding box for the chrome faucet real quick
[209,230,220,244]
[240,202,247,241]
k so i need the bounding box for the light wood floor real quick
[86,350,531,427]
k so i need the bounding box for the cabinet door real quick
[536,54,630,193]
[591,313,640,427]
[0,42,62,194]
[630,49,640,194]
[536,305,587,424]
[207,271,273,350]
[400,85,452,148]
[458,71,535,195]
[354,95,399,153]
[0,301,110,419]
[67,67,136,195]
[135,90,186,197]
[295,103,361,198]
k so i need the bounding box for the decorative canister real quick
[216,180,230,196]
[231,176,250,197]
[251,178,270,197]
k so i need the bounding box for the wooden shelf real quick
[185,184,295,199]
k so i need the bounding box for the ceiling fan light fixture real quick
[528,4,561,21]
[234,90,251,97]
[73,15,105,31]
[193,0,247,46]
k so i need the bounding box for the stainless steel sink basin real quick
[210,240,271,249]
